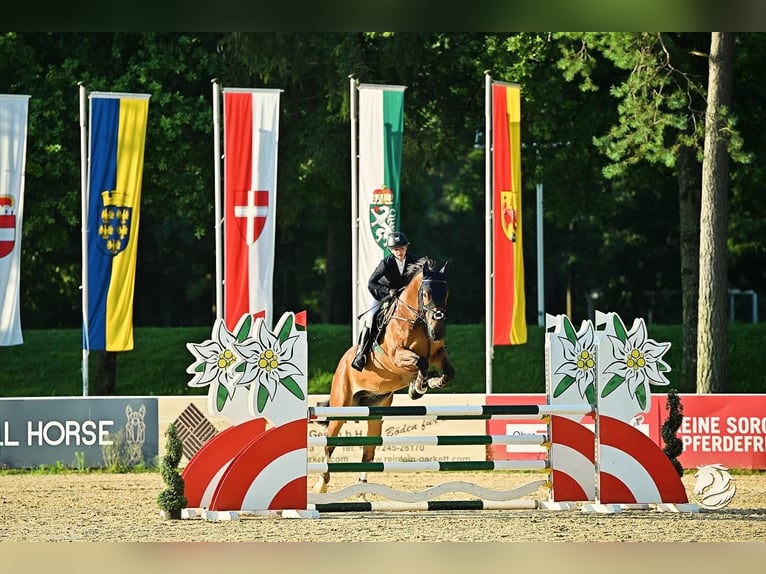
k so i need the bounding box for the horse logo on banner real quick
[98,190,132,256]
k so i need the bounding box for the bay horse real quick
[314,256,455,493]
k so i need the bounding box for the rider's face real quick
[390,245,407,260]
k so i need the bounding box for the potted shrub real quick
[157,422,187,519]
[661,388,684,477]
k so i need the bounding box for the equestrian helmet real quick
[387,231,410,248]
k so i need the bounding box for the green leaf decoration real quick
[278,315,294,343]
[195,363,205,373]
[585,384,595,406]
[563,316,577,344]
[636,382,647,411]
[601,374,625,398]
[216,383,228,412]
[612,315,628,343]
[236,315,252,342]
[235,362,245,373]
[280,376,305,400]
[658,362,668,372]
[256,383,269,413]
[553,375,576,398]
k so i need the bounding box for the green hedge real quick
[1,322,764,397]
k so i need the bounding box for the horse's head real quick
[415,258,449,342]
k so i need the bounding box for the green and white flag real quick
[354,83,405,329]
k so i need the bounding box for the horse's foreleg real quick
[422,348,456,390]
[314,419,344,494]
[408,356,431,400]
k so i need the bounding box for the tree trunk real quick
[697,32,735,394]
[93,351,117,395]
[676,145,701,391]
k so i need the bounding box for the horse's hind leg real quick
[314,419,344,494]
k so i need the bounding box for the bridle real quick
[389,273,447,329]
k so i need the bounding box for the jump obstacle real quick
[180,310,696,520]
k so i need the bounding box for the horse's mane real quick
[403,256,436,282]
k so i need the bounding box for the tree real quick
[553,33,750,393]
[697,33,735,393]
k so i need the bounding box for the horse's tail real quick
[314,399,329,427]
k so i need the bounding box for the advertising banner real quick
[0,397,158,469]
[486,393,766,470]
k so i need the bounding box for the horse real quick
[314,256,455,493]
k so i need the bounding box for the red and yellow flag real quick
[492,83,526,345]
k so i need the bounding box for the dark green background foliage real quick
[2,32,765,330]
[2,33,765,396]
[2,323,764,397]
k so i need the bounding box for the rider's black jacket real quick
[367,252,420,302]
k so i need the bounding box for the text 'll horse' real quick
[315,257,455,493]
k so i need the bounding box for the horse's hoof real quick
[408,387,425,400]
[313,480,328,494]
[428,376,446,389]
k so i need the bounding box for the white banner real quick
[0,95,30,347]
[354,84,405,330]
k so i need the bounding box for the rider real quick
[351,231,419,372]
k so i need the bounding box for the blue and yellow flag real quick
[85,92,150,351]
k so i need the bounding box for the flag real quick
[492,82,527,345]
[0,94,30,347]
[223,89,280,330]
[355,83,405,320]
[84,92,150,352]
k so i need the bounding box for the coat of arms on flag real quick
[98,190,132,256]
[0,195,16,258]
[500,190,518,243]
[232,188,269,245]
[369,184,396,249]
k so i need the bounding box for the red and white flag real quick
[223,89,281,330]
[0,94,30,347]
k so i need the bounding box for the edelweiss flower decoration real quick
[602,315,671,411]
[186,314,305,413]
[553,316,597,404]
[236,316,304,413]
[186,318,244,405]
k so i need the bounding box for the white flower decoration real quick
[185,319,243,400]
[237,319,303,402]
[553,316,597,402]
[603,318,671,409]
[186,313,306,416]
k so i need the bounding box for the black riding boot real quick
[351,326,371,371]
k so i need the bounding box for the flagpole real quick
[484,71,493,395]
[349,74,359,345]
[79,82,89,397]
[212,79,223,321]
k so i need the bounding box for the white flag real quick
[0,94,30,347]
[354,84,405,330]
